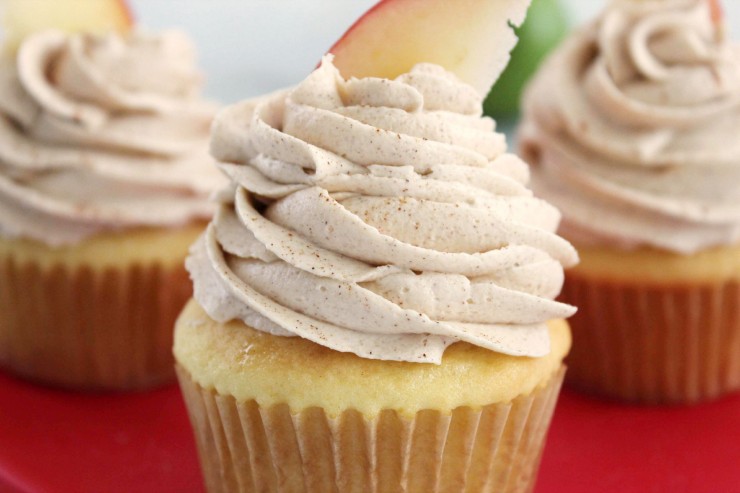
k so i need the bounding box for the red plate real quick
[0,370,738,493]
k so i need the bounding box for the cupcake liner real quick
[176,364,566,493]
[562,272,740,404]
[0,254,191,390]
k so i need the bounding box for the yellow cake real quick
[561,243,740,404]
[175,300,570,416]
[0,224,204,390]
[175,300,570,493]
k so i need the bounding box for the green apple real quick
[484,0,569,118]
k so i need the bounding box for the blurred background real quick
[127,0,740,112]
[1,0,738,116]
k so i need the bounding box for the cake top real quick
[175,300,572,416]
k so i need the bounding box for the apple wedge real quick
[1,0,133,53]
[709,0,723,26]
[327,0,533,97]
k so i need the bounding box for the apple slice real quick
[327,0,533,96]
[1,0,133,53]
[709,0,723,26]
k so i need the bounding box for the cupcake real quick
[174,0,579,485]
[0,25,221,389]
[519,0,740,404]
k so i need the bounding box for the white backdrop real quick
[129,0,740,103]
[0,1,737,103]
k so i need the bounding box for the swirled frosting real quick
[189,56,577,363]
[520,0,740,254]
[0,29,222,245]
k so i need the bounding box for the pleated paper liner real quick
[0,254,192,391]
[176,364,566,493]
[561,272,740,405]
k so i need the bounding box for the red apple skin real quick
[709,0,723,26]
[319,0,389,71]
[327,0,389,56]
[117,0,136,28]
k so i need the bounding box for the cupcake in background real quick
[174,0,579,491]
[0,0,222,390]
[519,0,740,404]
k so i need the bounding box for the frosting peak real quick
[520,0,740,253]
[190,56,577,364]
[0,29,221,245]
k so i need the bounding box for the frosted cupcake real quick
[174,51,578,492]
[0,28,221,390]
[520,0,740,403]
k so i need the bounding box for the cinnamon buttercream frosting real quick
[0,29,221,245]
[188,56,578,363]
[520,0,740,254]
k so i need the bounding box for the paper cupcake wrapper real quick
[176,364,565,493]
[562,273,740,404]
[0,255,191,390]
